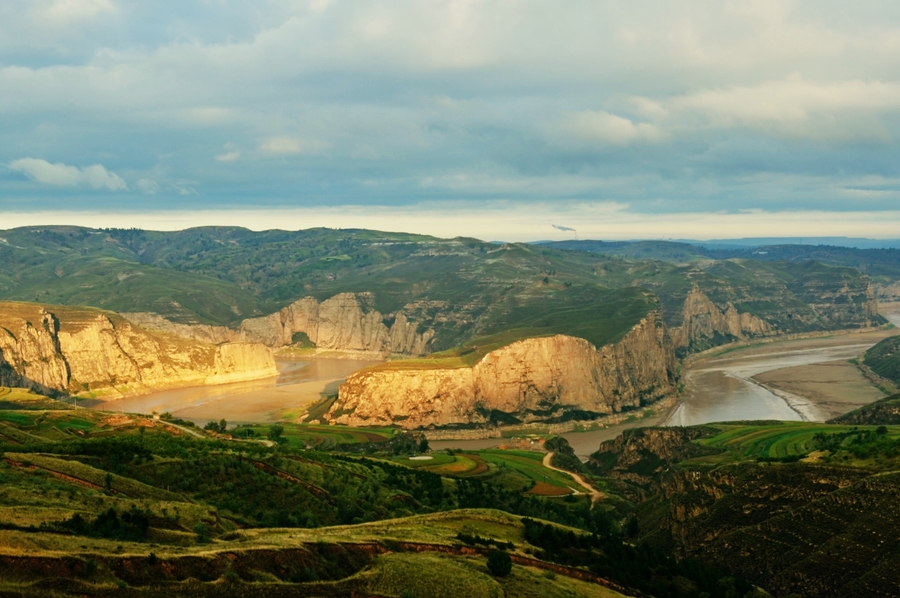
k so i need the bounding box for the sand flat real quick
[753,359,887,420]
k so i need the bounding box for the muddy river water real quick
[87,357,382,425]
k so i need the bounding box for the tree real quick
[418,436,429,453]
[626,516,640,539]
[194,522,213,543]
[268,424,285,443]
[486,549,512,577]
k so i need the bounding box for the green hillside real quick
[863,335,900,387]
[830,393,900,426]
[0,390,755,597]
[542,239,900,283]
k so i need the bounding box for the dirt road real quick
[542,452,605,502]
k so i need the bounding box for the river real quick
[90,305,900,457]
[86,357,382,425]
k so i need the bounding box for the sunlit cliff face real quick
[0,303,276,398]
[328,314,676,429]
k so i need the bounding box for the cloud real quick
[259,137,304,155]
[136,178,159,194]
[671,76,900,124]
[9,158,127,191]
[552,224,576,232]
[565,111,664,144]
[38,0,117,24]
[627,75,900,140]
[2,2,900,216]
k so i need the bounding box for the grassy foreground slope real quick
[0,390,758,598]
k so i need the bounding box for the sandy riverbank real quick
[753,359,887,421]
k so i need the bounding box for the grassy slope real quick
[863,335,900,386]
[372,285,657,371]
[829,392,900,426]
[0,390,635,596]
[542,239,900,283]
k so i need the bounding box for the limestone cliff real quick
[670,285,771,349]
[121,312,239,345]
[127,292,435,357]
[326,311,676,429]
[0,302,276,397]
[875,282,900,301]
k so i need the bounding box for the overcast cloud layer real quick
[2,1,900,239]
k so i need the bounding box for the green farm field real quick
[392,449,579,496]
[695,422,900,461]
[232,422,395,448]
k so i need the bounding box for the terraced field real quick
[698,422,900,460]
[392,449,578,495]
[0,388,73,411]
[234,423,395,448]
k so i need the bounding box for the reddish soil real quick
[526,481,571,496]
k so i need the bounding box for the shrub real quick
[486,549,512,577]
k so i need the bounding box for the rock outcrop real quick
[326,311,676,429]
[121,312,239,345]
[127,292,435,357]
[875,282,900,301]
[669,286,771,349]
[0,302,276,397]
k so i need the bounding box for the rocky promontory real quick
[670,285,771,349]
[0,302,276,398]
[126,292,434,357]
[326,311,676,429]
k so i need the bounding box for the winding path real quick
[542,452,605,503]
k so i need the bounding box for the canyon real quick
[0,226,890,432]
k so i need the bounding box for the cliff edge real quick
[0,302,277,398]
[326,311,676,429]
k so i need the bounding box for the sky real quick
[2,0,900,241]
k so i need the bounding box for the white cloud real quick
[9,158,127,191]
[565,111,665,144]
[136,178,159,194]
[637,75,900,140]
[38,0,117,24]
[672,76,900,125]
[216,151,240,162]
[259,137,304,155]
